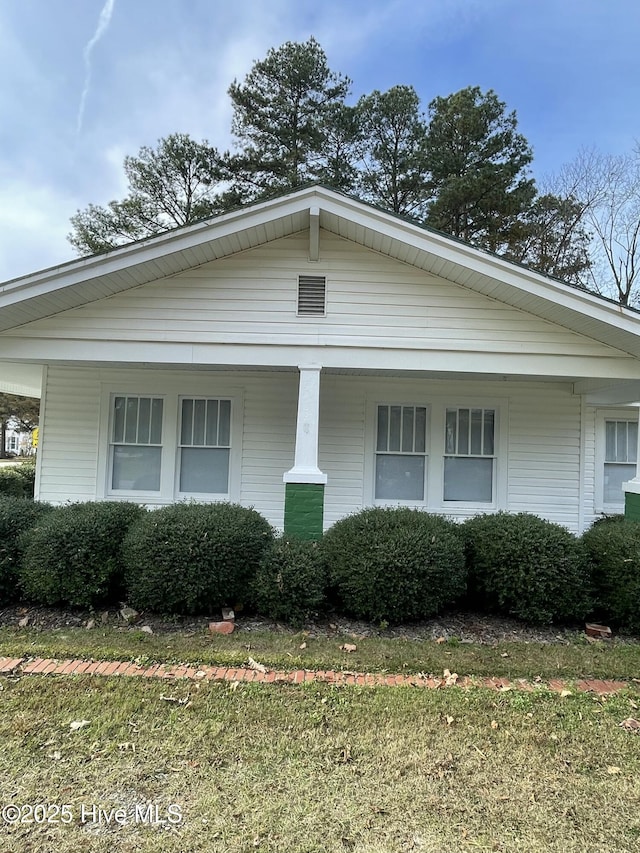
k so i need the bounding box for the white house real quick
[1,185,640,537]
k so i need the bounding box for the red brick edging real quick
[0,656,632,695]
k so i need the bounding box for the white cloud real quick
[77,0,117,135]
[0,180,80,281]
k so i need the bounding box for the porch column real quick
[623,406,640,520]
[283,365,327,540]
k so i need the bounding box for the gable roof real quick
[2,184,640,357]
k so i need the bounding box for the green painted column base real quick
[284,483,325,540]
[625,490,640,521]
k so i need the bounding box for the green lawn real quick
[2,625,640,851]
[0,675,639,852]
[2,623,640,681]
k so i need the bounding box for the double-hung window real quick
[603,419,638,506]
[178,398,231,496]
[110,395,163,492]
[375,404,428,501]
[444,407,495,502]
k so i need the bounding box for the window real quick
[110,396,163,491]
[375,404,427,501]
[604,419,637,505]
[297,275,326,316]
[179,398,231,495]
[444,408,495,502]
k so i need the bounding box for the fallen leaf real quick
[118,742,136,752]
[299,642,307,650]
[560,690,573,698]
[140,625,153,634]
[160,694,191,706]
[491,720,499,730]
[443,669,459,686]
[445,715,454,726]
[607,766,621,774]
[49,751,62,760]
[18,616,29,628]
[69,720,91,731]
[340,643,357,653]
[629,700,638,710]
[620,717,640,732]
[248,657,267,673]
[435,636,446,644]
[500,652,509,658]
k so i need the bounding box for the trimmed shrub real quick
[323,507,466,623]
[20,501,144,608]
[0,459,36,499]
[253,536,326,626]
[0,495,52,604]
[464,512,590,624]
[123,502,273,615]
[582,518,640,632]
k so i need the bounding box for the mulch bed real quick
[2,604,637,646]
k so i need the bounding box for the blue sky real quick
[1,0,639,282]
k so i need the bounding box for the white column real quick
[283,364,327,485]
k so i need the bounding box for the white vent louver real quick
[297,275,326,316]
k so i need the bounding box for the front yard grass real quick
[2,623,640,682]
[1,675,639,852]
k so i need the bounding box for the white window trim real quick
[364,395,508,515]
[175,397,237,501]
[595,407,639,514]
[367,401,430,507]
[97,380,243,504]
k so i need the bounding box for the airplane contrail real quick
[76,0,116,135]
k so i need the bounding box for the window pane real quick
[444,457,493,502]
[113,397,126,443]
[415,407,426,453]
[181,399,193,445]
[630,422,638,463]
[180,448,230,494]
[483,410,495,456]
[604,462,635,504]
[617,422,628,463]
[402,407,414,453]
[205,400,219,446]
[376,406,389,452]
[137,397,151,444]
[218,400,231,446]
[457,409,469,455]
[445,409,457,454]
[192,400,206,446]
[375,454,425,501]
[112,446,161,491]
[605,421,616,461]
[389,406,401,452]
[124,398,138,443]
[470,409,483,455]
[150,399,163,444]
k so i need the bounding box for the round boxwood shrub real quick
[0,495,52,604]
[464,512,590,624]
[252,536,326,626]
[123,502,273,615]
[323,507,466,623]
[0,459,36,499]
[582,517,640,632]
[20,501,144,608]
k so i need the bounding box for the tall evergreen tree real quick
[68,134,230,255]
[356,85,430,216]
[424,87,536,252]
[227,37,351,198]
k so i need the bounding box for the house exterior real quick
[1,185,640,537]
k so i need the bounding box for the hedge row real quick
[2,497,640,631]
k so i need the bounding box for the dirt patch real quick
[2,604,636,645]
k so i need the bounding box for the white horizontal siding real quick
[38,367,100,503]
[6,232,631,363]
[38,367,599,533]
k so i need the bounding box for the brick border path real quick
[0,656,633,695]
